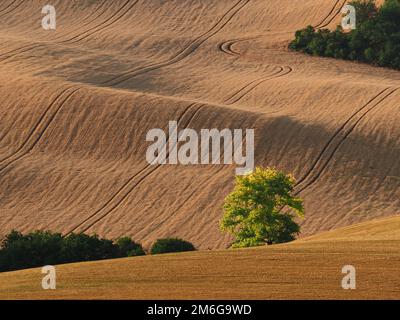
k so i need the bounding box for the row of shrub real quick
[289,0,400,70]
[0,230,195,272]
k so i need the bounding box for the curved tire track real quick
[0,87,80,174]
[294,87,398,195]
[0,0,23,19]
[218,36,259,56]
[102,0,251,87]
[0,0,19,14]
[137,164,226,240]
[65,103,205,235]
[60,0,139,45]
[218,0,346,57]
[219,38,243,56]
[225,66,293,105]
[0,44,43,63]
[51,0,110,42]
[151,121,252,238]
[0,0,137,64]
[314,0,347,30]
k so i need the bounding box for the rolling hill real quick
[0,215,399,299]
[0,0,399,252]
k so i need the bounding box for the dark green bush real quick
[150,238,196,255]
[0,230,64,272]
[115,237,145,257]
[0,230,145,272]
[60,233,119,263]
[289,0,400,70]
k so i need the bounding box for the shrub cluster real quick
[150,238,196,254]
[0,231,196,272]
[0,231,145,272]
[289,0,400,70]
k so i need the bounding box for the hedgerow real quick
[289,0,400,70]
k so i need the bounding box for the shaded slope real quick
[0,0,399,249]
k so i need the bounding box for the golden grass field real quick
[0,0,399,299]
[0,216,399,299]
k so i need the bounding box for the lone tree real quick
[220,167,304,248]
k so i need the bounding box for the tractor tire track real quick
[60,0,139,45]
[51,0,110,42]
[0,0,23,19]
[225,66,293,105]
[66,103,205,235]
[218,0,346,58]
[0,0,19,14]
[149,116,251,237]
[315,0,347,30]
[313,0,341,28]
[137,164,226,240]
[294,87,398,195]
[0,87,80,174]
[0,87,72,164]
[71,103,205,234]
[0,0,137,64]
[295,87,390,186]
[219,38,243,56]
[0,44,43,63]
[102,0,251,87]
[218,36,258,56]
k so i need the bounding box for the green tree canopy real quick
[289,0,400,70]
[220,167,304,248]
